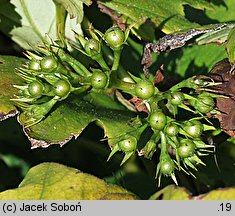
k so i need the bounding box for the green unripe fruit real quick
[135,80,155,99]
[165,123,179,137]
[160,159,175,176]
[40,56,58,72]
[178,139,196,158]
[170,92,184,106]
[53,79,71,98]
[104,27,125,49]
[194,93,215,113]
[194,78,208,86]
[91,71,108,89]
[28,80,44,97]
[84,39,101,56]
[149,111,167,130]
[118,136,137,152]
[183,120,204,138]
[28,60,41,71]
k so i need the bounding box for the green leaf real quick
[21,95,136,148]
[0,162,138,199]
[194,0,235,47]
[53,0,92,23]
[0,0,83,49]
[225,27,235,63]
[205,0,235,23]
[98,0,212,41]
[0,153,30,176]
[0,55,25,121]
[166,44,227,78]
[149,184,235,200]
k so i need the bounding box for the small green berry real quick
[135,80,155,99]
[91,71,108,89]
[53,79,71,98]
[40,56,58,72]
[28,80,44,97]
[104,27,125,49]
[118,136,137,152]
[149,111,167,130]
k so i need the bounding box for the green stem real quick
[112,49,122,71]
[109,71,136,94]
[71,85,91,94]
[102,45,135,83]
[170,76,198,92]
[160,131,167,154]
[93,54,110,71]
[57,49,92,76]
[183,93,197,101]
[54,2,67,42]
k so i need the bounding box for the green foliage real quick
[0,0,235,200]
[0,163,138,200]
[0,56,25,120]
[98,0,212,40]
[22,96,136,148]
[53,0,92,23]
[0,0,83,49]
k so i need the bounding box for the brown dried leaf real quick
[129,96,148,113]
[209,58,235,138]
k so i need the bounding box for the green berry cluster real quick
[13,26,131,127]
[12,25,224,185]
[108,75,223,185]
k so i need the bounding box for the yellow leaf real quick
[0,162,138,200]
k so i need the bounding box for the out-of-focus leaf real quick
[166,44,227,78]
[98,0,213,41]
[21,95,136,148]
[53,0,92,23]
[149,184,235,200]
[0,153,30,176]
[0,0,83,50]
[206,0,235,23]
[199,188,235,200]
[195,0,235,46]
[0,55,25,121]
[0,162,139,200]
[149,185,191,200]
[225,27,235,63]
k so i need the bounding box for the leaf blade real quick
[98,0,213,41]
[0,0,83,49]
[0,55,25,121]
[21,95,136,148]
[0,162,138,200]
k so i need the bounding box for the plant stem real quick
[170,76,198,92]
[55,2,67,43]
[160,131,167,154]
[109,71,136,94]
[57,49,92,76]
[112,49,122,71]
[93,54,110,71]
[102,45,135,83]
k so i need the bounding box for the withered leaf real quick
[209,58,235,138]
